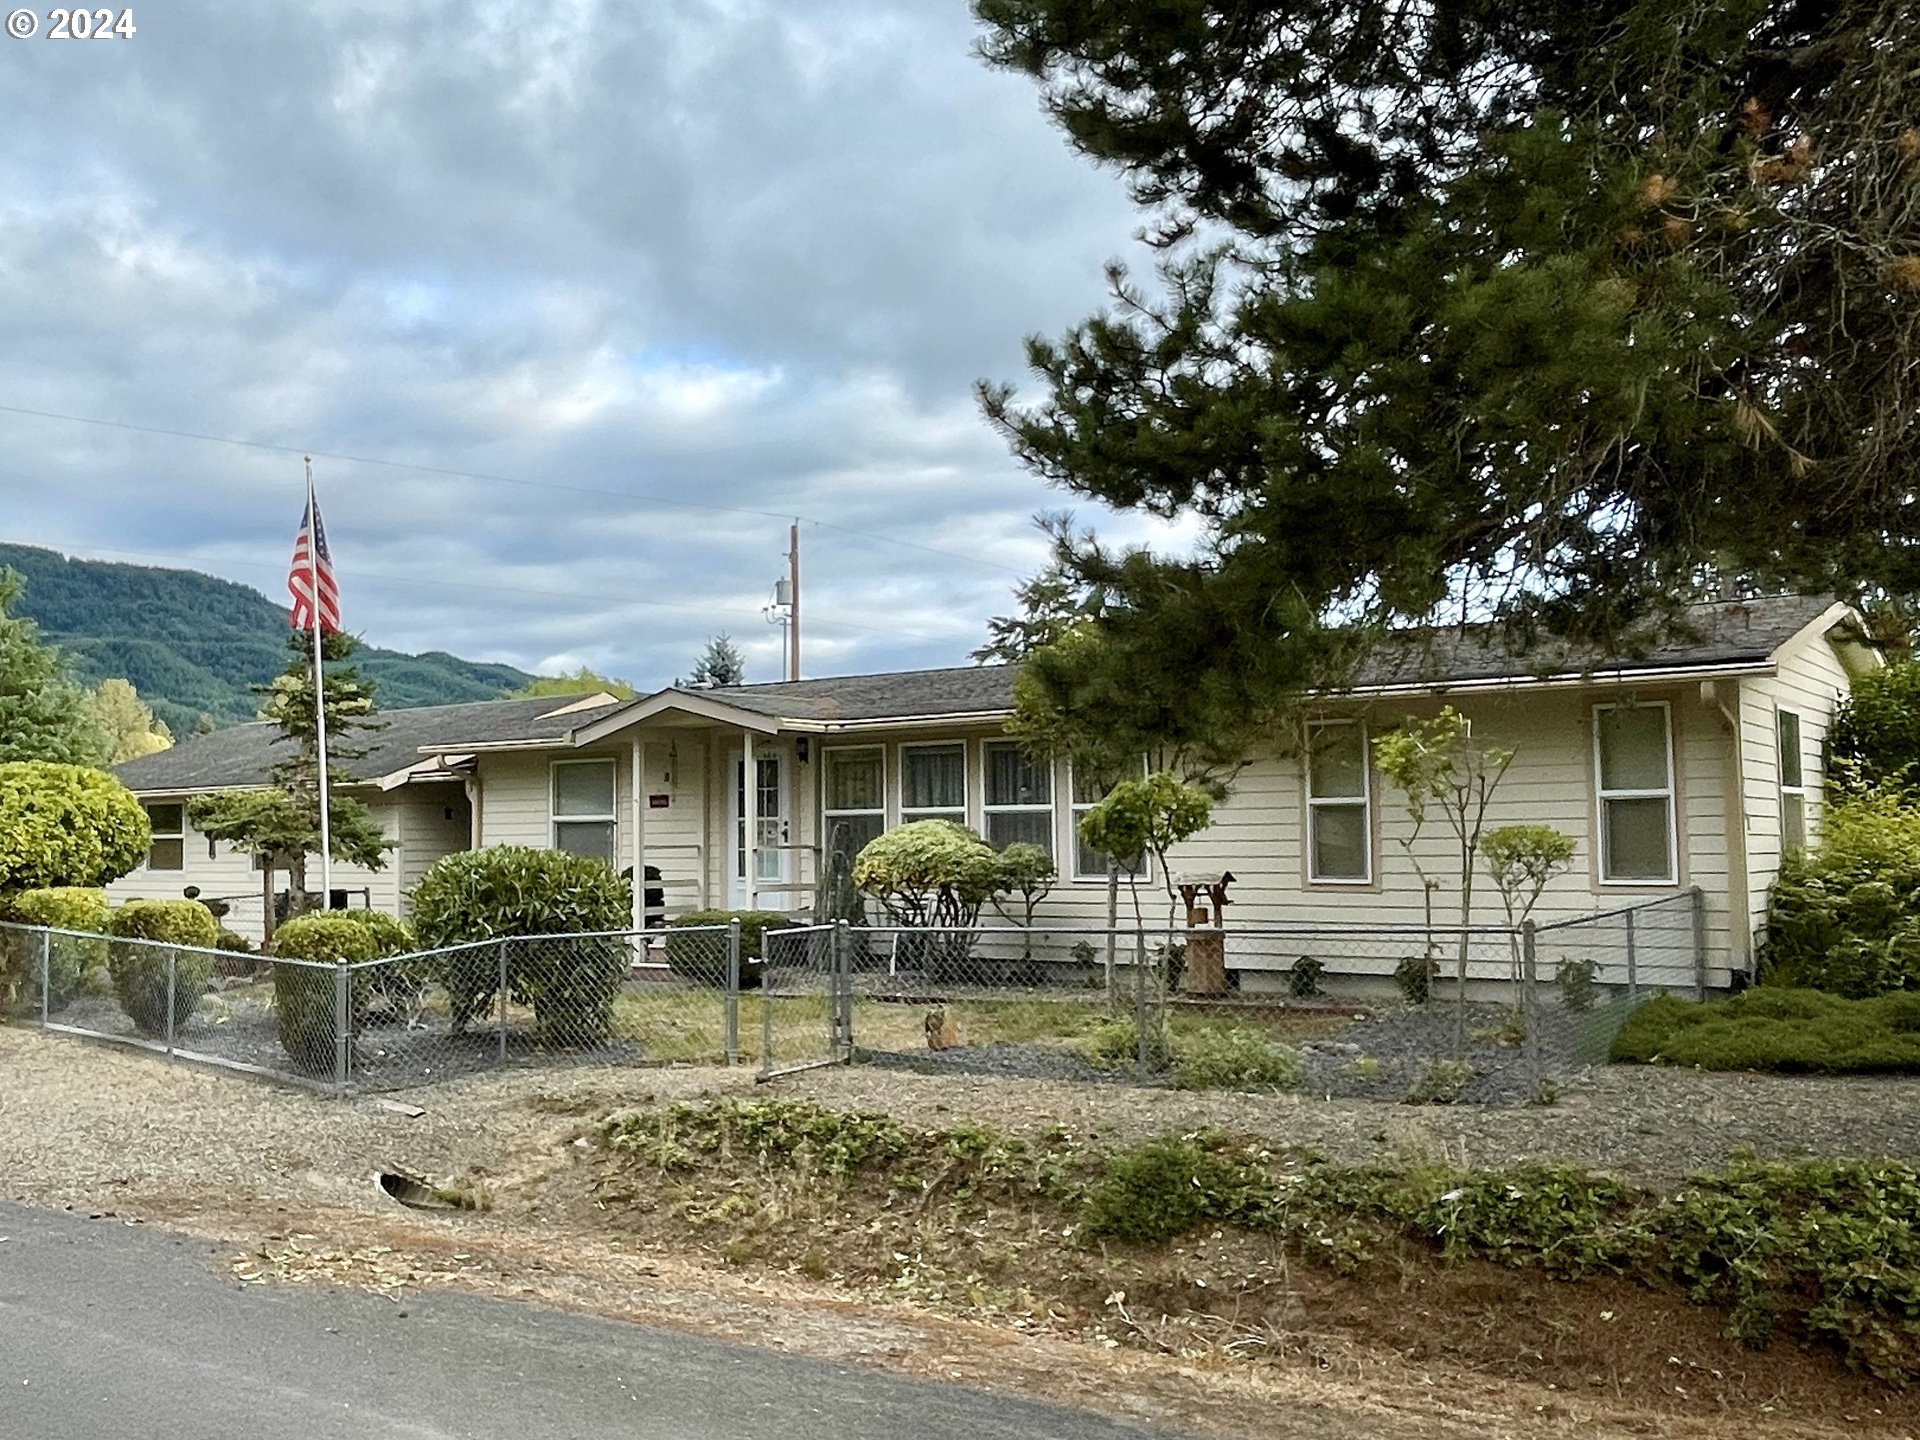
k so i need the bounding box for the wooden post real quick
[743,730,757,912]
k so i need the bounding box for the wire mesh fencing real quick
[2,892,1708,1106]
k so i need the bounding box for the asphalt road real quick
[0,1203,1187,1440]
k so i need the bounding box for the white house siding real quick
[395,783,472,915]
[473,736,711,912]
[106,793,404,946]
[1737,624,1859,950]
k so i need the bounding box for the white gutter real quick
[1344,659,1779,700]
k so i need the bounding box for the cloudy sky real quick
[0,0,1175,687]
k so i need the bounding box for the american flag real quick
[288,491,341,634]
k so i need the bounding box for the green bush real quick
[1405,1059,1473,1104]
[1079,1135,1273,1244]
[663,910,794,988]
[0,886,109,1013]
[1287,954,1326,998]
[215,929,255,955]
[1555,956,1598,1012]
[1611,987,1920,1073]
[408,846,630,1042]
[1828,660,1920,795]
[345,910,424,1021]
[1394,952,1436,1006]
[0,762,150,892]
[106,899,218,1037]
[1167,1026,1302,1091]
[270,912,382,1074]
[1764,792,1920,996]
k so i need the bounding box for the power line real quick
[0,401,1033,577]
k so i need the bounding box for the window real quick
[145,802,185,871]
[821,746,885,863]
[551,759,617,866]
[1069,763,1145,881]
[900,743,965,824]
[1594,703,1676,883]
[983,740,1053,853]
[1305,722,1371,883]
[1778,709,1809,851]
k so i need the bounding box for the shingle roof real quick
[1351,592,1847,690]
[698,665,1020,722]
[113,693,624,795]
[115,596,1851,793]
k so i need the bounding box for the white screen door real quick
[731,751,788,909]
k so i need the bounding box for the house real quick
[109,594,1878,989]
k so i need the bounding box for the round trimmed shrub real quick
[0,762,150,891]
[408,847,631,1043]
[664,910,794,988]
[349,910,424,1023]
[271,912,383,1074]
[107,899,218,1037]
[0,886,109,1013]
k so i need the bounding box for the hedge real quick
[0,886,109,1013]
[1764,791,1920,996]
[409,847,630,1044]
[0,761,150,892]
[270,913,384,1074]
[664,910,794,988]
[106,899,218,1037]
[1611,987,1920,1073]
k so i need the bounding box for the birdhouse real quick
[1175,871,1234,996]
[1176,870,1236,928]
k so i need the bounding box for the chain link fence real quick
[1,892,1707,1105]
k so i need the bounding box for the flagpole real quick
[305,457,334,911]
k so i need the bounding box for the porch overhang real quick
[569,689,782,744]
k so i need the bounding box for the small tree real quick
[189,633,388,917]
[1074,771,1212,929]
[1372,708,1515,1053]
[989,841,1056,967]
[682,634,745,688]
[853,820,1003,979]
[1483,823,1578,987]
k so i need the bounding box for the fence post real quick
[1624,908,1638,998]
[497,939,511,1061]
[760,963,775,1075]
[725,919,742,1065]
[1521,920,1540,1095]
[1133,927,1149,1070]
[164,948,177,1059]
[333,962,351,1095]
[1690,886,1708,1000]
[834,919,853,1060]
[38,930,51,1030]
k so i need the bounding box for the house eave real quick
[1343,659,1779,699]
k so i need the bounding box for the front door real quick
[731,749,789,910]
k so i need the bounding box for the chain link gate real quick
[756,921,849,1080]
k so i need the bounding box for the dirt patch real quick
[8,1025,1920,1439]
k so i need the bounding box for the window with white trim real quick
[1778,709,1809,851]
[551,759,617,866]
[144,802,185,872]
[1305,722,1371,883]
[1068,763,1145,881]
[1594,703,1677,883]
[983,740,1053,854]
[900,743,965,824]
[821,746,886,863]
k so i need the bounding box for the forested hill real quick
[0,543,537,732]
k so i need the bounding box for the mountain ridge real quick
[0,542,537,732]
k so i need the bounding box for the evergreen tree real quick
[189,633,389,915]
[0,569,109,766]
[87,678,173,763]
[975,0,1920,717]
[682,633,746,688]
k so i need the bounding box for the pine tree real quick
[975,0,1920,715]
[682,633,745,688]
[0,569,109,766]
[189,633,389,915]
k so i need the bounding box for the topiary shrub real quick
[0,762,150,892]
[1764,792,1920,996]
[270,912,382,1074]
[106,899,218,1037]
[853,820,1001,979]
[0,886,109,1013]
[344,910,423,1021]
[663,910,793,988]
[409,846,631,1043]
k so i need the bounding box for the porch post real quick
[744,728,758,912]
[630,737,646,933]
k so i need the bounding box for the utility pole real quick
[788,521,801,683]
